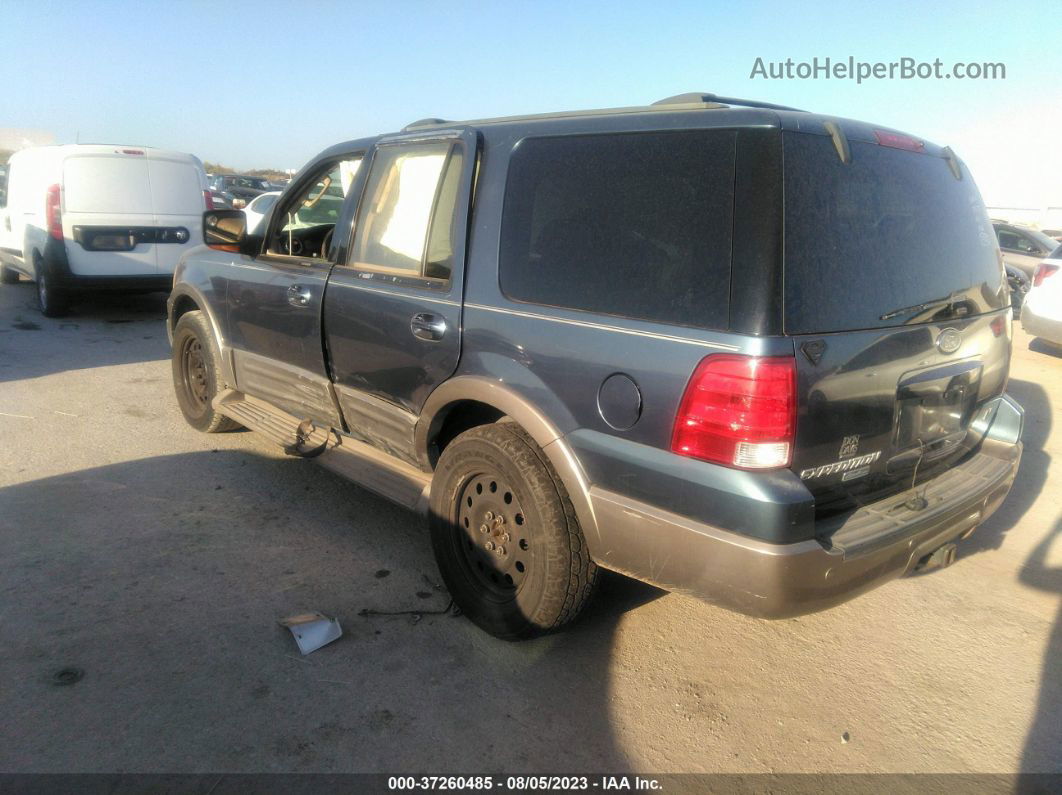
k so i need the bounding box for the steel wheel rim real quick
[180,336,210,413]
[454,472,531,599]
[37,272,47,308]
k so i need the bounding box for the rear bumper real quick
[1021,302,1062,345]
[52,273,173,292]
[43,239,171,292]
[589,394,1023,618]
[33,238,172,295]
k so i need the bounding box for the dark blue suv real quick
[168,93,1023,639]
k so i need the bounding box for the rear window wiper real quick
[879,290,961,321]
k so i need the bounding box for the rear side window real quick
[500,131,736,330]
[783,132,1005,334]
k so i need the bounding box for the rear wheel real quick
[35,258,69,317]
[0,266,18,285]
[429,422,598,640]
[171,310,239,433]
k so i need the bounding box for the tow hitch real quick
[917,542,958,571]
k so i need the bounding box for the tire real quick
[429,422,598,640]
[171,310,240,433]
[35,258,69,317]
[0,266,18,285]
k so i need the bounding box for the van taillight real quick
[204,189,214,210]
[671,354,797,470]
[45,184,63,240]
[1033,263,1059,287]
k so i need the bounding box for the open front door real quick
[225,152,366,427]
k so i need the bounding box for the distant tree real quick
[203,160,287,181]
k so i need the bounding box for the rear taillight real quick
[873,130,925,152]
[204,189,214,210]
[990,315,1007,337]
[671,354,797,470]
[45,184,63,240]
[1033,263,1059,287]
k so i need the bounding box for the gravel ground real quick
[0,281,1059,774]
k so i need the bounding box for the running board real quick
[213,389,432,514]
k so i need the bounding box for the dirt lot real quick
[1,282,1059,775]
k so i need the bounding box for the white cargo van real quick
[0,145,209,316]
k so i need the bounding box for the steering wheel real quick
[321,227,334,259]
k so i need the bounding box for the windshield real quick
[783,131,1006,334]
[1025,228,1059,251]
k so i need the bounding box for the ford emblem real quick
[936,328,962,354]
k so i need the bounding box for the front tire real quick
[171,310,239,433]
[429,422,598,640]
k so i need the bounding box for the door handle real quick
[410,312,447,341]
[287,284,312,307]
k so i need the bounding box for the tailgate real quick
[790,315,1012,515]
[780,127,1012,515]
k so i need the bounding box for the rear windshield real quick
[783,132,1006,334]
[63,156,203,216]
[64,157,151,214]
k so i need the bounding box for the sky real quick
[3,0,1060,208]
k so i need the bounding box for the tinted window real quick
[784,132,1005,334]
[499,131,736,330]
[349,142,461,281]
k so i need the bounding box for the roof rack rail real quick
[652,92,807,113]
[402,117,451,132]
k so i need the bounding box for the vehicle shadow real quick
[0,450,661,772]
[0,281,170,383]
[1028,337,1062,359]
[1018,517,1062,777]
[947,378,1050,565]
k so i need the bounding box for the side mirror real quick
[203,209,248,252]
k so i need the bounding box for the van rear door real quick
[62,149,205,278]
[62,151,158,276]
[147,152,206,276]
[781,128,1011,519]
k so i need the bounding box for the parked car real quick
[207,188,238,210]
[1020,244,1062,346]
[0,145,210,316]
[168,93,1023,639]
[993,222,1058,280]
[208,174,271,207]
[1006,263,1031,309]
[242,190,282,233]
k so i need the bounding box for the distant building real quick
[0,128,57,153]
[986,206,1062,230]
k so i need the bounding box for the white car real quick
[242,190,282,233]
[0,145,209,316]
[1021,245,1062,346]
